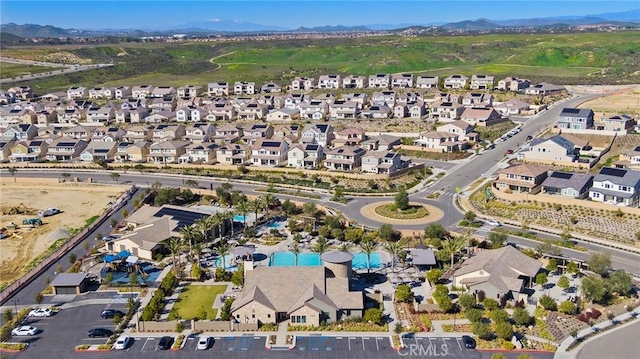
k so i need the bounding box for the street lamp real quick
[11,298,19,315]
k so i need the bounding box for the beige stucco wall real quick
[289,306,321,326]
[232,301,276,325]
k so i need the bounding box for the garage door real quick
[55,286,76,295]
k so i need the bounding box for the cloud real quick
[207,18,221,22]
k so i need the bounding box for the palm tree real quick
[109,172,120,183]
[441,235,466,269]
[235,200,251,229]
[211,213,224,243]
[383,241,403,274]
[195,216,215,243]
[7,167,17,183]
[184,179,198,188]
[290,242,302,266]
[339,242,353,252]
[179,225,198,254]
[360,240,377,274]
[217,243,231,270]
[222,210,234,237]
[191,242,204,265]
[250,197,264,228]
[167,237,184,274]
[263,193,277,220]
[312,236,331,261]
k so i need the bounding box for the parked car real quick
[486,144,495,150]
[197,336,213,350]
[29,308,53,317]
[100,309,125,319]
[114,336,134,350]
[88,328,113,338]
[461,335,476,349]
[486,219,502,226]
[526,135,534,141]
[12,326,38,336]
[157,336,174,350]
[494,137,505,143]
[505,149,514,155]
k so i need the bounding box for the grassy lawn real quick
[173,284,227,320]
[0,62,57,79]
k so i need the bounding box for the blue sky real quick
[1,1,639,29]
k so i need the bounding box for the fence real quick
[136,320,259,332]
[0,185,136,304]
[137,320,181,332]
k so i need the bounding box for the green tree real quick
[220,297,235,321]
[35,292,44,304]
[513,307,532,326]
[483,298,499,311]
[546,258,558,273]
[231,265,244,287]
[167,307,181,320]
[167,237,184,273]
[487,232,507,249]
[607,270,633,296]
[109,172,120,183]
[566,261,580,275]
[464,211,477,222]
[234,199,251,229]
[394,188,410,210]
[184,179,198,188]
[395,284,414,303]
[586,253,611,276]
[68,252,77,264]
[378,224,396,241]
[217,244,231,270]
[290,242,302,266]
[196,306,208,320]
[437,296,455,313]
[539,295,557,311]
[363,308,384,325]
[458,293,477,310]
[191,264,203,281]
[426,269,443,285]
[490,309,510,323]
[472,321,493,340]
[559,300,575,314]
[383,241,403,273]
[491,354,507,359]
[440,235,466,268]
[557,276,570,291]
[536,273,548,288]
[312,236,331,257]
[7,167,17,182]
[466,308,484,322]
[495,321,514,340]
[359,239,377,274]
[4,309,13,323]
[537,242,561,256]
[424,223,447,241]
[302,202,318,217]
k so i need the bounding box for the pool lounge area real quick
[268,251,382,269]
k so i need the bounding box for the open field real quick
[0,178,128,287]
[173,284,226,320]
[578,89,640,116]
[0,62,57,79]
[1,31,639,92]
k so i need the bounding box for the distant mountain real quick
[0,23,80,37]
[167,19,289,32]
[441,19,503,30]
[292,25,371,32]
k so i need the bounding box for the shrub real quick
[458,293,476,310]
[490,309,510,323]
[495,321,514,340]
[559,301,575,315]
[363,308,384,326]
[395,284,414,303]
[175,321,185,333]
[476,290,486,303]
[466,308,484,323]
[513,307,532,326]
[539,295,557,311]
[75,344,90,351]
[172,334,185,349]
[499,338,515,350]
[472,321,493,340]
[426,269,443,285]
[483,298,499,311]
[492,353,508,359]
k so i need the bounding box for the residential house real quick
[206,102,236,121]
[324,146,365,171]
[415,75,439,89]
[208,82,230,96]
[371,91,396,107]
[131,85,155,99]
[318,75,342,89]
[266,108,300,123]
[460,107,502,127]
[61,125,92,141]
[148,97,176,113]
[291,77,316,91]
[462,93,493,107]
[494,164,549,194]
[152,124,186,142]
[301,123,334,147]
[91,127,126,142]
[147,140,189,164]
[329,100,359,119]
[408,101,427,119]
[394,103,408,119]
[397,92,422,104]
[342,93,369,107]
[114,109,130,124]
[525,82,565,96]
[361,104,392,119]
[494,99,531,116]
[145,111,173,123]
[470,75,495,90]
[177,85,203,98]
[9,140,47,162]
[88,87,114,99]
[242,124,274,145]
[180,143,218,164]
[314,93,336,105]
[615,146,640,171]
[288,143,324,169]
[109,216,174,261]
[497,77,530,92]
[150,86,176,98]
[175,106,205,122]
[368,74,390,88]
[67,86,88,99]
[444,75,469,89]
[45,138,88,161]
[414,131,465,152]
[261,82,282,93]
[212,125,243,143]
[7,86,33,100]
[391,73,414,88]
[114,86,131,99]
[79,141,117,162]
[237,103,268,120]
[251,138,288,167]
[361,151,407,174]
[85,106,115,123]
[437,120,479,142]
[273,125,301,141]
[183,123,215,143]
[595,114,636,132]
[363,134,401,151]
[333,128,366,147]
[234,82,256,95]
[588,167,640,207]
[36,110,58,126]
[541,171,594,199]
[299,101,328,120]
[557,108,594,130]
[283,94,308,109]
[113,141,133,162]
[125,142,150,162]
[342,75,367,89]
[216,144,251,165]
[124,126,153,142]
[453,246,541,301]
[1,124,38,141]
[430,101,464,121]
[521,135,583,165]
[0,141,14,162]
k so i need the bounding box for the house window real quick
[252,314,255,319]
[267,314,271,318]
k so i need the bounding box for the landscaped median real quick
[0,342,29,353]
[74,344,113,352]
[361,201,444,225]
[171,334,186,351]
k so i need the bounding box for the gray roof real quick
[542,171,593,192]
[455,246,541,278]
[50,273,87,287]
[409,248,436,266]
[321,250,354,263]
[560,107,593,118]
[594,167,640,187]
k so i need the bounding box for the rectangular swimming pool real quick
[268,251,381,269]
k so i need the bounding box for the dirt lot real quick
[0,178,128,287]
[578,89,640,116]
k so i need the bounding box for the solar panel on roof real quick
[563,108,580,114]
[262,141,281,147]
[30,141,42,146]
[634,146,640,152]
[385,153,395,158]
[307,144,318,150]
[58,142,75,147]
[153,207,208,229]
[600,167,627,177]
[550,172,573,179]
[94,149,109,153]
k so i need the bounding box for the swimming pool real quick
[214,254,236,270]
[233,215,246,222]
[267,221,284,229]
[268,251,382,269]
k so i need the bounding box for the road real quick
[575,320,640,359]
[0,56,113,84]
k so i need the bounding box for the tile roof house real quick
[521,135,580,166]
[391,73,414,88]
[415,75,439,89]
[595,114,636,132]
[557,108,594,130]
[371,91,396,107]
[495,164,549,194]
[183,123,215,143]
[45,137,88,162]
[453,246,542,301]
[114,86,132,99]
[88,87,114,99]
[329,100,359,119]
[79,141,117,162]
[541,171,594,199]
[150,86,176,98]
[237,103,268,120]
[291,77,316,91]
[444,74,469,89]
[177,85,203,98]
[110,216,177,260]
[462,93,493,107]
[437,120,479,142]
[9,140,47,163]
[525,82,565,95]
[342,75,367,89]
[333,127,367,147]
[131,85,155,99]
[124,142,150,163]
[242,124,274,145]
[298,101,328,120]
[251,138,288,167]
[0,141,13,162]
[360,104,392,119]
[361,151,407,174]
[318,75,342,89]
[212,125,243,144]
[301,123,334,147]
[261,82,282,93]
[207,82,229,96]
[460,107,502,127]
[342,93,369,107]
[151,124,186,142]
[124,126,153,142]
[147,140,189,164]
[588,167,640,207]
[266,108,301,123]
[497,77,530,92]
[206,102,236,121]
[324,146,365,171]
[470,74,495,90]
[615,146,640,171]
[85,106,115,123]
[288,143,324,169]
[180,142,218,164]
[67,86,88,100]
[1,124,38,141]
[368,74,390,88]
[430,101,464,121]
[361,134,401,151]
[494,99,531,116]
[414,131,465,152]
[234,82,256,95]
[216,143,250,165]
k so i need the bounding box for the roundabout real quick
[360,201,444,225]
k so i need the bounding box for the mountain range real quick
[1,9,638,37]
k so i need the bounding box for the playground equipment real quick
[22,218,43,226]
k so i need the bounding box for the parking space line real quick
[140,338,152,352]
[362,337,366,351]
[455,337,463,351]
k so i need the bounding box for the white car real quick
[197,336,213,350]
[29,308,53,317]
[114,336,134,350]
[12,326,38,336]
[486,219,502,226]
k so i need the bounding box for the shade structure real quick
[103,254,119,263]
[117,250,131,259]
[126,256,139,264]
